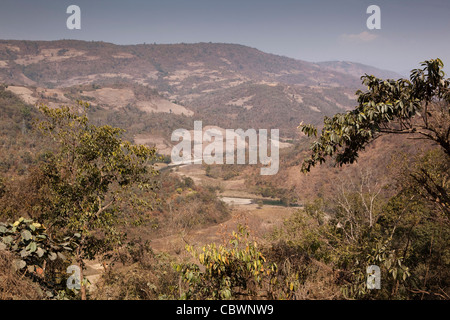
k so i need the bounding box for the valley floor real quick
[85,163,297,292]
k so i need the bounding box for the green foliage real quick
[0,217,66,271]
[175,226,283,300]
[270,149,450,300]
[270,203,411,299]
[36,102,159,260]
[32,101,160,299]
[294,60,450,300]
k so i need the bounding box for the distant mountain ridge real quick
[0,40,399,90]
[0,39,401,138]
[315,61,402,81]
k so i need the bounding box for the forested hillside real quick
[0,40,448,301]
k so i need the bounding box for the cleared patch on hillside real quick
[6,86,38,105]
[133,134,173,155]
[1,44,20,52]
[36,88,71,103]
[83,88,135,108]
[227,95,254,109]
[14,48,90,66]
[112,53,135,59]
[308,105,321,113]
[81,87,193,115]
[292,93,303,103]
[136,98,193,116]
[344,92,358,101]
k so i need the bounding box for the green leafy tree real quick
[300,59,449,172]
[36,102,159,299]
[297,59,450,299]
[385,149,450,298]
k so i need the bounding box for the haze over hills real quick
[315,61,402,80]
[0,39,403,142]
[0,40,397,88]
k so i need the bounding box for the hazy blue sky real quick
[0,0,449,75]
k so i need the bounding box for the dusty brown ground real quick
[149,203,295,255]
[84,163,296,292]
[146,163,296,253]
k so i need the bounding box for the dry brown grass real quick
[294,259,343,300]
[0,250,43,300]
